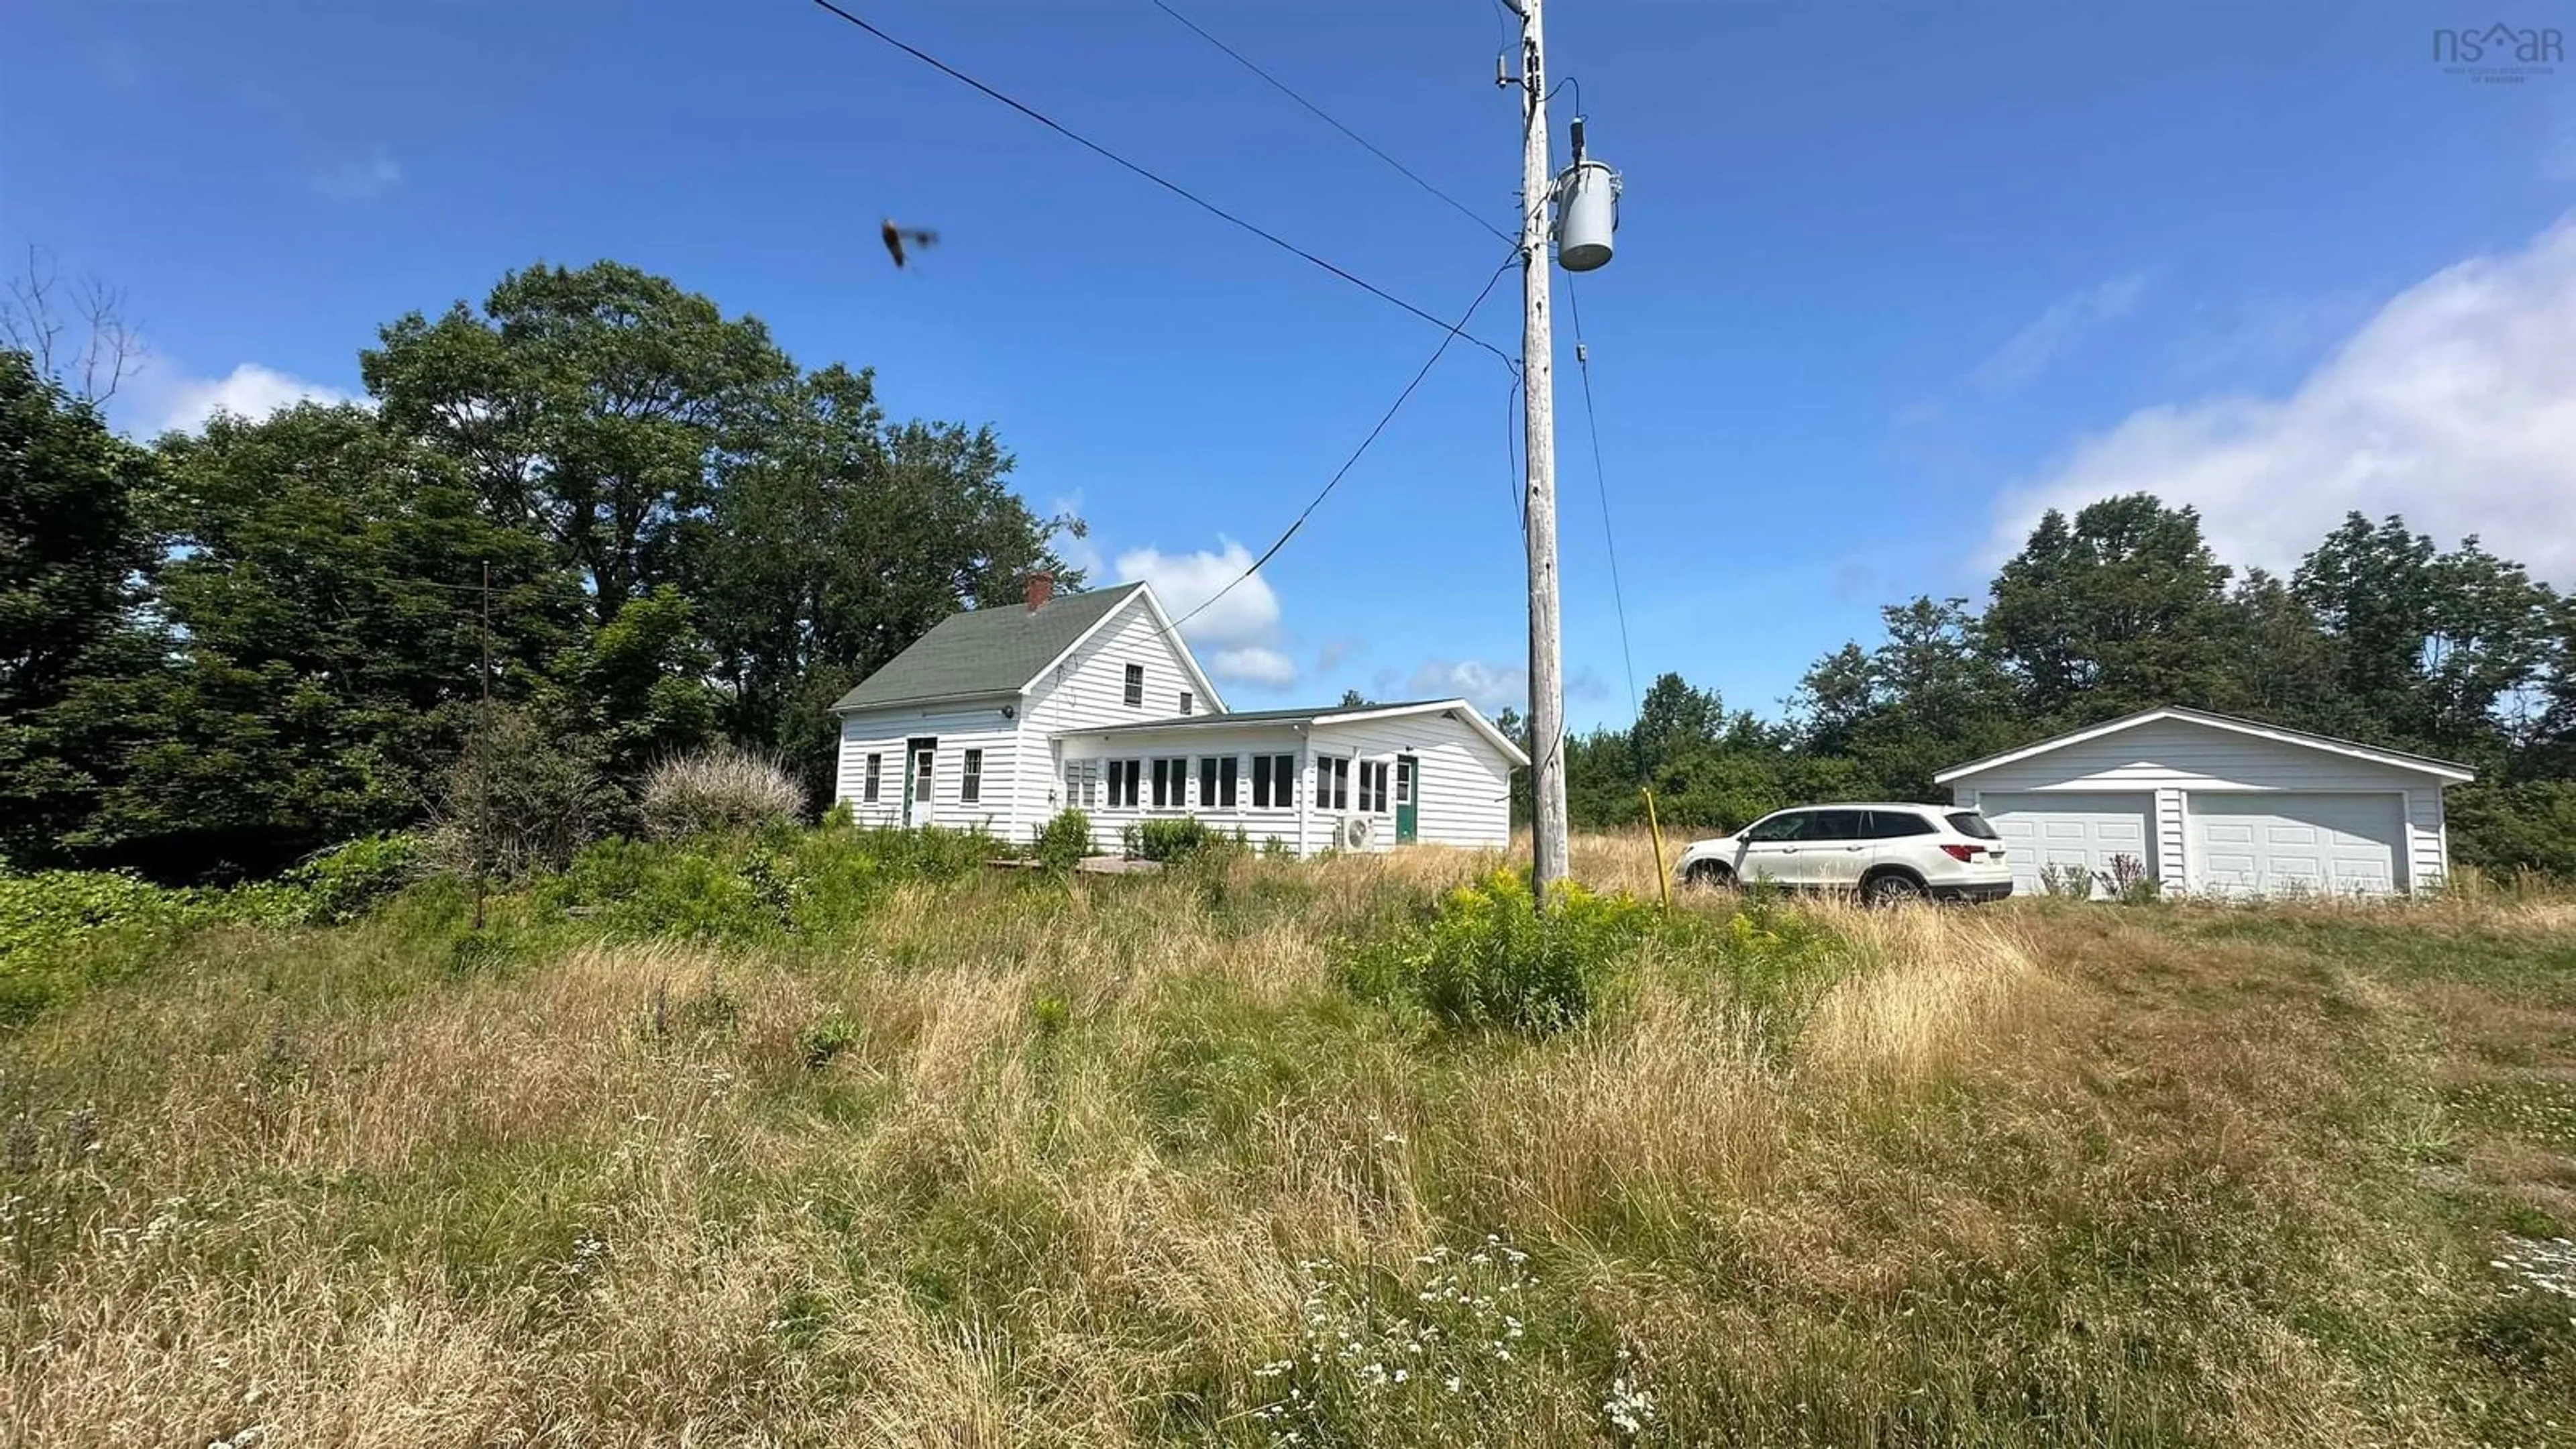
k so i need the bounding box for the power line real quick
[1563,272,1638,726]
[802,0,1513,368]
[1148,0,1513,246]
[1165,252,1519,638]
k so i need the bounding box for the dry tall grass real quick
[5,840,2571,1446]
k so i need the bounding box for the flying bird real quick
[881,220,938,269]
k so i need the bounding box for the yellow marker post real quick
[1643,788,1672,913]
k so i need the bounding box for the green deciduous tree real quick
[692,364,1076,801]
[85,403,580,878]
[362,260,797,625]
[2292,514,2558,759]
[0,351,160,865]
[1985,495,2235,719]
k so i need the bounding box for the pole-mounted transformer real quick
[1554,115,1621,273]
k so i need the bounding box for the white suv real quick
[1674,803,2012,906]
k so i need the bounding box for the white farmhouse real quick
[830,577,1528,856]
[1937,706,2475,898]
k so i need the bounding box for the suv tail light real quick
[1939,843,1980,862]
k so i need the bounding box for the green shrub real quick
[798,1016,860,1071]
[860,824,997,881]
[0,870,194,963]
[1342,868,1656,1034]
[1126,816,1224,863]
[640,747,804,841]
[428,706,616,881]
[285,833,423,923]
[543,839,779,943]
[0,868,308,1024]
[2104,853,2161,906]
[2451,779,2576,879]
[1034,809,1095,872]
[2036,862,2096,901]
[540,825,999,945]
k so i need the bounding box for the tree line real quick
[1,261,1077,881]
[5,260,2570,881]
[1515,494,2576,876]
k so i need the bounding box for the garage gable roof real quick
[1933,706,2475,786]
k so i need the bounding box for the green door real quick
[1395,755,1419,843]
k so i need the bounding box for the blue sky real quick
[6,1,2573,727]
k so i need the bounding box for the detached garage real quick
[1935,707,2473,898]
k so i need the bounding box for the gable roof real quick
[1067,698,1532,767]
[1933,705,2475,786]
[830,582,1149,713]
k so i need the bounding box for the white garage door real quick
[1978,792,2155,898]
[2189,793,2402,897]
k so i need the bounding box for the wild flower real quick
[1603,1346,1657,1438]
[1253,1234,1549,1444]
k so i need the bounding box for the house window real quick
[863,753,881,803]
[1063,759,1099,808]
[1179,690,1193,716]
[1252,753,1296,808]
[1357,761,1389,813]
[1395,757,1413,806]
[1106,759,1140,808]
[1124,663,1144,707]
[1199,755,1238,808]
[1316,757,1350,812]
[961,748,983,804]
[1151,757,1190,810]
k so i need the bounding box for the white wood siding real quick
[1012,596,1217,845]
[835,702,1021,834]
[1022,598,1212,737]
[2404,788,2449,889]
[1949,717,2459,894]
[1309,712,1514,853]
[1049,709,1515,858]
[1056,724,1314,855]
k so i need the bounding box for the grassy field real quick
[5,833,2575,1446]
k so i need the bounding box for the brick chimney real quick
[1025,570,1055,614]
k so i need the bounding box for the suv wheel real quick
[1863,871,1927,907]
[1683,860,1734,890]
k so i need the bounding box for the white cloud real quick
[1403,658,1527,712]
[1210,647,1298,686]
[1973,272,2150,392]
[152,362,353,434]
[1115,537,1297,688]
[1993,217,2576,582]
[313,145,402,201]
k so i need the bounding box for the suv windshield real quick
[1946,811,2000,840]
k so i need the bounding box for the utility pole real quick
[1515,0,1571,900]
[474,559,491,932]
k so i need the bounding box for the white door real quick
[2189,793,2402,897]
[1978,791,2155,898]
[1734,808,1822,886]
[906,743,936,827]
